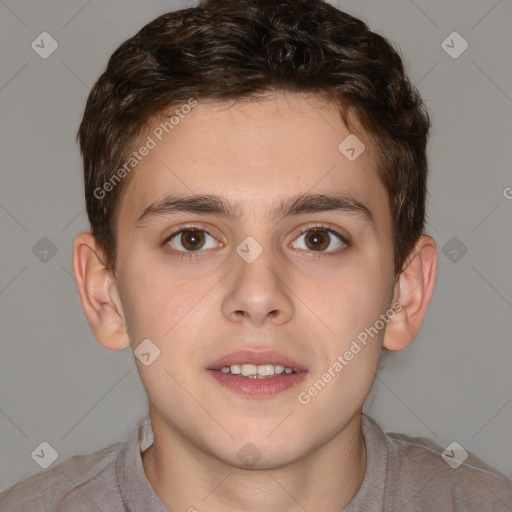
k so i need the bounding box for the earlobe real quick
[72,232,130,350]
[383,235,438,351]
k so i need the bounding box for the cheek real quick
[116,261,181,343]
[117,257,218,351]
[311,265,391,342]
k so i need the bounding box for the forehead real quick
[117,92,389,230]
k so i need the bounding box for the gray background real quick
[1,0,511,492]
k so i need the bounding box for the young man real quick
[1,0,511,510]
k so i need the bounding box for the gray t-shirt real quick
[1,413,511,511]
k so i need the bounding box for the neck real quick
[142,409,367,512]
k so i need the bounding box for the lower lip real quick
[207,369,307,398]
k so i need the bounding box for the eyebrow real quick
[136,192,374,226]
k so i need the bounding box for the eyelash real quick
[162,223,350,261]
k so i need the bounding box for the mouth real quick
[207,349,308,398]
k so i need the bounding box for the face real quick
[113,92,396,468]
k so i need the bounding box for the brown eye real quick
[291,227,347,253]
[166,228,218,253]
[179,230,206,251]
[304,230,330,251]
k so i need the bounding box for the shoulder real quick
[384,426,512,510]
[0,441,124,512]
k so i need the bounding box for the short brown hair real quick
[78,0,431,274]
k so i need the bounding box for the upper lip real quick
[208,349,307,371]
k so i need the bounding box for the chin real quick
[213,431,307,470]
[215,446,301,471]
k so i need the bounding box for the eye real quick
[165,227,219,253]
[291,226,348,253]
[162,224,348,260]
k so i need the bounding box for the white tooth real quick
[258,364,275,376]
[241,364,257,376]
[224,363,293,376]
[230,364,242,374]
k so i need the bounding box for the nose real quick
[221,239,294,326]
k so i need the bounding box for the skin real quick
[73,92,437,512]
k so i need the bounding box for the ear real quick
[383,235,438,351]
[72,232,130,350]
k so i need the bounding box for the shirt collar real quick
[117,414,171,512]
